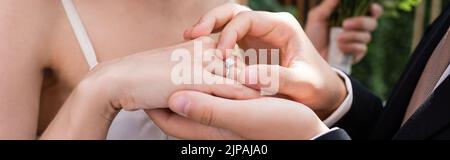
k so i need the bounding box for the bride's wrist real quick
[76,76,122,120]
[42,79,121,139]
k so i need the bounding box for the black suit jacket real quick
[320,6,450,140]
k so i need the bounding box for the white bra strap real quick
[62,0,98,70]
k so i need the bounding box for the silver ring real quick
[225,58,235,77]
[225,58,236,68]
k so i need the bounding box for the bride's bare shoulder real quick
[0,0,61,67]
[0,0,61,24]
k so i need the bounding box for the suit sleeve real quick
[333,77,384,140]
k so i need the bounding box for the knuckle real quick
[228,3,251,12]
[275,12,297,21]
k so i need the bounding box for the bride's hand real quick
[79,37,260,113]
[41,37,260,139]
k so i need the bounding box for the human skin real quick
[182,3,347,118]
[177,1,381,122]
[0,0,231,139]
[148,4,340,140]
[40,37,260,139]
[306,0,383,63]
[148,2,381,140]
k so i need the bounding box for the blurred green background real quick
[247,0,450,100]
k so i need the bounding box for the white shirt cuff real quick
[310,127,340,140]
[323,69,354,127]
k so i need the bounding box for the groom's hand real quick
[184,3,348,119]
[147,91,329,140]
[183,3,302,67]
[236,63,347,119]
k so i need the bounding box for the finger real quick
[210,75,261,99]
[371,3,384,19]
[208,54,246,78]
[203,50,226,74]
[168,91,245,130]
[193,47,259,100]
[342,16,378,32]
[185,3,251,40]
[337,43,367,63]
[218,11,300,52]
[337,31,372,44]
[168,91,317,139]
[189,36,218,51]
[183,26,194,40]
[217,11,282,52]
[308,0,340,20]
[239,65,299,96]
[352,50,367,64]
[215,11,254,52]
[191,72,261,100]
[226,56,246,80]
[206,58,226,76]
[146,109,241,140]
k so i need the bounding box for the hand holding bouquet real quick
[327,0,421,73]
[328,0,375,74]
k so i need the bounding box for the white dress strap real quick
[61,0,98,70]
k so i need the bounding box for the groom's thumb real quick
[168,91,241,129]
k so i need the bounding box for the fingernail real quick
[171,95,189,117]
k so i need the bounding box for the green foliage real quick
[248,0,297,16]
[331,0,375,26]
[381,0,422,17]
[350,0,419,98]
[329,0,421,26]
